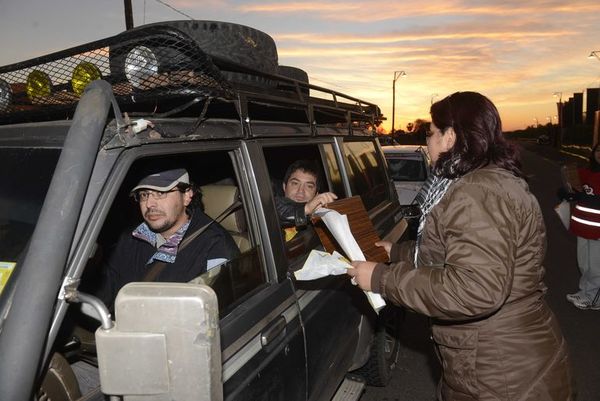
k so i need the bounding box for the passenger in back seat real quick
[275,160,337,241]
[97,168,239,306]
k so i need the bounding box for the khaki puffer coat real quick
[371,165,574,401]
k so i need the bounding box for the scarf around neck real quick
[132,220,191,264]
[414,174,456,266]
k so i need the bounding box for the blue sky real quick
[1,0,600,131]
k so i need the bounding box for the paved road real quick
[361,143,600,401]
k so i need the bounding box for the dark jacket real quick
[371,166,573,401]
[275,195,308,227]
[99,210,239,305]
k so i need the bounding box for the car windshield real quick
[0,148,61,265]
[387,157,427,181]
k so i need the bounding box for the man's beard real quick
[144,209,177,236]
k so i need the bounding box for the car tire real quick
[356,305,404,386]
[110,20,279,88]
[152,20,279,86]
[277,65,309,96]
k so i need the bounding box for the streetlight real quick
[431,93,439,105]
[533,117,539,127]
[589,51,600,145]
[391,70,407,134]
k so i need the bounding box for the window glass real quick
[262,144,332,268]
[0,148,61,296]
[322,144,344,196]
[83,150,266,318]
[343,141,388,210]
[387,158,427,181]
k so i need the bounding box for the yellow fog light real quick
[26,70,52,100]
[71,62,102,95]
[0,79,12,112]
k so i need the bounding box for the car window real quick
[387,157,427,181]
[263,144,335,269]
[0,148,60,295]
[343,140,389,210]
[82,150,266,318]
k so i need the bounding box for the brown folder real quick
[312,196,388,263]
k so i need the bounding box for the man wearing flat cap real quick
[98,168,239,305]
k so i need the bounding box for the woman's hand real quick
[347,261,378,291]
[375,240,393,259]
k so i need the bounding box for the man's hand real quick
[305,192,338,215]
[347,260,378,291]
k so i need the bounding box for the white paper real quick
[294,250,351,281]
[312,208,386,312]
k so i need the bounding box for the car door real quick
[259,140,371,401]
[58,142,308,401]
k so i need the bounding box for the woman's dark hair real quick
[430,91,524,179]
[589,143,600,172]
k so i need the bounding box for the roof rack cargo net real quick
[0,25,232,124]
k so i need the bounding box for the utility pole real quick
[391,70,406,135]
[124,0,134,30]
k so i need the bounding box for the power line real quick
[152,0,195,20]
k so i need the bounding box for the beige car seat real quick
[200,184,250,253]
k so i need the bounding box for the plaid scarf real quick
[414,174,455,266]
[132,220,191,264]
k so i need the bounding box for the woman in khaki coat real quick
[349,92,573,401]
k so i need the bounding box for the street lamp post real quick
[391,70,406,135]
[588,51,600,145]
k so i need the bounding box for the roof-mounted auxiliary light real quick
[71,62,102,95]
[26,70,52,100]
[0,79,12,112]
[125,46,159,89]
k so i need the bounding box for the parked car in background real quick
[537,134,550,145]
[382,145,430,205]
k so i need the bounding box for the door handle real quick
[260,316,286,347]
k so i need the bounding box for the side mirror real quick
[95,282,222,401]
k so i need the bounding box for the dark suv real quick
[0,21,406,401]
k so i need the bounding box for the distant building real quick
[586,88,600,126]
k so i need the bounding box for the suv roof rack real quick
[0,23,383,133]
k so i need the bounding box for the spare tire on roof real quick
[109,20,279,89]
[278,66,308,83]
[277,65,309,96]
[135,20,278,86]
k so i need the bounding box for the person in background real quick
[560,143,600,310]
[275,159,337,241]
[348,92,573,400]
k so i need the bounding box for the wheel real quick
[355,305,404,386]
[160,20,279,75]
[109,20,279,89]
[277,65,309,96]
[37,353,82,401]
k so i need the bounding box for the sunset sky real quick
[1,0,600,132]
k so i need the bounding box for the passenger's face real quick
[426,122,456,164]
[284,170,318,202]
[594,148,600,164]
[139,188,192,238]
